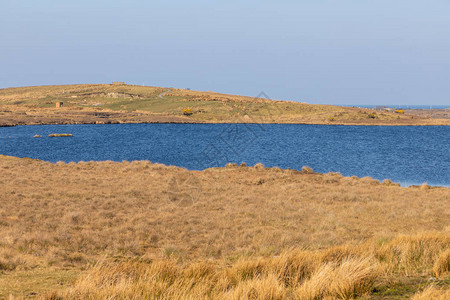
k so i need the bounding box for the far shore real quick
[1,106,449,127]
[1,117,450,127]
[1,84,449,126]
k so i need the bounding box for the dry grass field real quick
[0,155,449,298]
[1,84,449,126]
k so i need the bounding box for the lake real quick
[0,124,449,187]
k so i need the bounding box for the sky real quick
[1,0,449,105]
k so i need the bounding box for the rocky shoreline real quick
[1,107,450,127]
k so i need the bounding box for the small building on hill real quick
[56,102,63,108]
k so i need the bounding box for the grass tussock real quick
[294,257,378,299]
[375,233,450,275]
[432,248,450,277]
[411,285,450,300]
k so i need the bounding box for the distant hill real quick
[0,84,449,126]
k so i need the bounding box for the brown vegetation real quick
[404,108,450,120]
[48,134,73,137]
[0,155,449,298]
[411,285,450,300]
[1,84,449,126]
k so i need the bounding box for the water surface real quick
[0,124,449,187]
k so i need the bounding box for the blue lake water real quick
[0,124,449,187]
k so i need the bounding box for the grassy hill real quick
[1,83,448,126]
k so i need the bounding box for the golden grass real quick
[433,248,450,277]
[0,155,449,298]
[411,285,450,300]
[43,234,448,299]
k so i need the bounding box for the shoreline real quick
[1,155,448,188]
[2,119,450,127]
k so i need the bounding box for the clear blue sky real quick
[1,0,449,105]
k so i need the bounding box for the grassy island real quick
[1,84,449,126]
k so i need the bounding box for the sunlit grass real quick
[2,84,445,125]
[0,155,449,298]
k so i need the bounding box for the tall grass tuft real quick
[301,166,314,174]
[50,233,450,299]
[432,248,450,277]
[223,274,286,300]
[411,285,450,300]
[295,257,379,300]
[375,233,450,275]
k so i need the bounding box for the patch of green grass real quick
[367,276,445,299]
[105,96,190,113]
[0,268,80,298]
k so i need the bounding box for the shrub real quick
[382,179,400,186]
[395,110,405,114]
[182,108,193,116]
[295,257,379,300]
[254,163,265,169]
[420,183,430,190]
[301,166,314,174]
[367,113,377,119]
